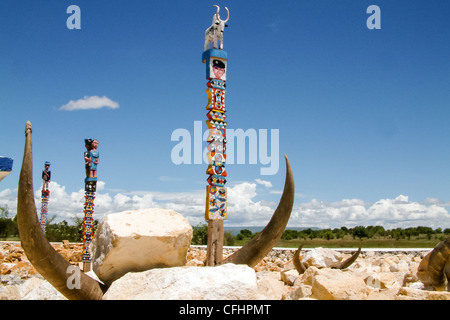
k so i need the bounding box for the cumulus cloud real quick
[290,195,450,229]
[59,96,119,111]
[0,188,18,215]
[1,182,449,229]
[0,181,275,227]
[227,182,275,226]
[255,179,272,188]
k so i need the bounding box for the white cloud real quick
[255,179,272,188]
[227,182,275,226]
[2,182,450,230]
[59,96,119,111]
[0,188,18,216]
[0,181,275,227]
[423,197,450,206]
[290,195,450,229]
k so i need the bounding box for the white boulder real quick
[21,278,66,300]
[301,247,345,269]
[103,263,258,300]
[91,208,193,286]
[309,268,369,300]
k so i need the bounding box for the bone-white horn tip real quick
[25,121,32,133]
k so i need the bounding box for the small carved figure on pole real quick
[42,161,51,191]
[88,139,99,179]
[82,138,99,272]
[39,161,51,235]
[84,139,93,177]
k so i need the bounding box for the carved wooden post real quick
[206,220,224,266]
[82,139,99,272]
[39,161,51,235]
[203,6,229,266]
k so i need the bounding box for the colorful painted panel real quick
[206,161,227,177]
[207,140,226,154]
[39,190,50,235]
[202,49,227,80]
[39,162,51,235]
[209,58,227,81]
[206,87,226,112]
[205,185,227,220]
[207,175,227,187]
[207,120,227,143]
[82,191,95,263]
[207,79,226,90]
[207,151,226,165]
[203,49,228,221]
[207,110,226,122]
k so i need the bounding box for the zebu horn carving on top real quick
[17,121,104,300]
[417,237,450,291]
[204,5,229,51]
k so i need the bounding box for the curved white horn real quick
[17,121,104,300]
[223,7,229,23]
[221,155,295,267]
[213,5,220,19]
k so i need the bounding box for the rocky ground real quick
[1,241,449,300]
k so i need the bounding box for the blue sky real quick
[1,0,450,229]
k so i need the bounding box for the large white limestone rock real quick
[103,263,258,300]
[91,208,193,286]
[308,268,370,300]
[301,247,345,269]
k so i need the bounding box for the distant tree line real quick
[0,206,18,238]
[191,223,450,245]
[2,205,449,244]
[281,225,450,241]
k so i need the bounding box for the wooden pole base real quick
[83,261,92,273]
[206,219,224,266]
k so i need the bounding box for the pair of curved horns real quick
[17,122,104,300]
[213,5,229,23]
[293,245,361,274]
[17,121,295,298]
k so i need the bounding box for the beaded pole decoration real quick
[39,161,51,235]
[82,139,99,272]
[203,5,229,266]
[203,53,228,221]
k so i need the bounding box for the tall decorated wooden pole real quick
[203,5,229,266]
[39,161,51,235]
[82,138,99,272]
